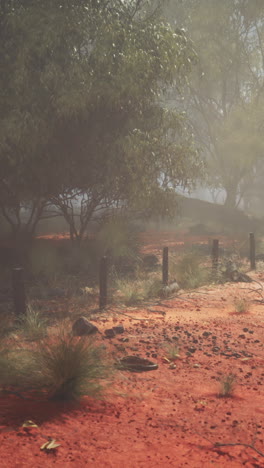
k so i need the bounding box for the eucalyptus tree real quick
[0,0,202,245]
[164,0,264,209]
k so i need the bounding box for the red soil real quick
[1,231,264,467]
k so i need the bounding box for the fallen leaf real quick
[22,420,38,428]
[41,439,60,451]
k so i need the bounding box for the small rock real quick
[104,328,116,338]
[202,331,212,338]
[113,325,125,334]
[72,317,98,336]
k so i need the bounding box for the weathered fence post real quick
[249,232,256,270]
[212,239,219,270]
[162,247,169,285]
[99,256,108,309]
[12,267,26,315]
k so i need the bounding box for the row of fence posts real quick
[11,232,256,315]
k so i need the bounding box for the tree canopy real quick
[0,0,202,241]
[164,0,264,209]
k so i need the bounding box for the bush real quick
[233,296,250,314]
[34,333,111,400]
[17,304,48,340]
[171,252,208,289]
[0,331,112,401]
[115,276,162,305]
[218,373,236,397]
[0,346,38,391]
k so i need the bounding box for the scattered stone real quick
[203,331,212,338]
[72,317,98,336]
[104,328,116,338]
[113,325,125,334]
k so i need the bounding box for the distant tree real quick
[0,0,202,245]
[164,0,264,209]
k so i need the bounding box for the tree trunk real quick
[224,185,238,210]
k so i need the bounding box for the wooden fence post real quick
[162,247,169,285]
[99,256,108,309]
[249,232,256,270]
[12,267,26,315]
[212,239,219,270]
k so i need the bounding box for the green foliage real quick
[171,252,208,289]
[17,304,48,341]
[0,332,111,401]
[96,216,139,260]
[0,346,38,391]
[115,278,144,306]
[0,0,201,240]
[115,276,162,305]
[34,333,111,400]
[163,342,181,362]
[164,0,264,210]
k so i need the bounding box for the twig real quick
[214,442,264,458]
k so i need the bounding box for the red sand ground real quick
[1,231,264,467]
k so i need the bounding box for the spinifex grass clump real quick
[218,373,237,397]
[115,276,162,305]
[115,278,144,305]
[233,296,250,314]
[35,333,111,401]
[0,346,39,392]
[18,304,48,340]
[170,252,208,289]
[163,342,181,362]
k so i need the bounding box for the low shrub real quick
[233,296,250,314]
[171,252,208,289]
[115,276,162,305]
[34,333,111,400]
[0,331,112,401]
[17,304,48,340]
[218,373,236,397]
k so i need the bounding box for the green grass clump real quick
[18,305,48,340]
[163,342,181,362]
[233,296,250,314]
[115,276,162,305]
[34,333,111,400]
[115,278,144,305]
[218,373,236,397]
[0,330,112,401]
[0,346,39,392]
[170,252,208,289]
